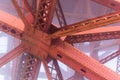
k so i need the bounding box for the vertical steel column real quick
[55,0,67,27]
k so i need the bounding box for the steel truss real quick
[13,53,41,80]
[65,31,120,43]
[0,0,120,80]
[51,11,120,38]
[34,0,57,32]
[100,50,120,64]
[0,44,25,67]
[44,57,63,80]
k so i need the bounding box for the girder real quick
[0,10,50,59]
[51,11,120,39]
[13,53,41,80]
[0,10,24,39]
[0,10,24,31]
[65,31,120,43]
[0,0,120,80]
[43,60,53,80]
[21,27,51,59]
[49,39,120,80]
[12,0,34,31]
[41,56,64,80]
[45,57,63,80]
[0,21,23,39]
[21,0,34,16]
[100,50,120,64]
[34,0,57,32]
[11,1,61,80]
[92,0,120,11]
[12,0,54,59]
[0,44,25,67]
[55,0,67,27]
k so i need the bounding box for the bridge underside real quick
[0,0,120,80]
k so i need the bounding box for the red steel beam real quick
[43,60,53,80]
[55,0,67,27]
[49,39,120,80]
[51,11,120,39]
[0,10,24,31]
[14,53,41,80]
[0,10,25,39]
[65,31,120,43]
[45,57,64,80]
[0,44,25,67]
[100,50,120,64]
[53,59,64,80]
[92,0,120,11]
[22,0,34,16]
[34,0,57,32]
[2,1,119,79]
[0,22,23,39]
[0,10,50,59]
[12,0,34,31]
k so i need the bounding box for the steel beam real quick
[0,9,50,59]
[0,10,24,31]
[52,59,63,80]
[42,56,64,80]
[0,44,25,67]
[55,0,67,27]
[92,0,120,11]
[22,0,34,16]
[49,39,120,80]
[34,0,57,32]
[45,57,64,80]
[12,0,53,59]
[13,53,41,80]
[100,50,120,64]
[51,11,120,39]
[43,60,53,80]
[65,26,120,43]
[12,0,33,31]
[0,22,23,39]
[65,30,120,43]
[0,10,24,39]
